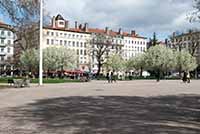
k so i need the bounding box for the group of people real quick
[182,71,190,83]
[106,70,118,83]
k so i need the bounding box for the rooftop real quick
[44,26,147,39]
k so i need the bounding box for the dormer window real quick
[59,21,64,25]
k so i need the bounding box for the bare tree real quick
[89,33,114,76]
[187,30,200,57]
[0,0,50,66]
[188,0,200,22]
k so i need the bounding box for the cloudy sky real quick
[44,0,200,40]
[0,0,199,40]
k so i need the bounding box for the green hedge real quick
[0,77,83,84]
[31,78,82,83]
[0,77,23,83]
[94,76,181,81]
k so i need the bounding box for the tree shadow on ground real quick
[1,95,200,134]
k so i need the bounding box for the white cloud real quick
[45,0,200,40]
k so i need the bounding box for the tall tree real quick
[174,49,197,72]
[89,33,114,76]
[105,54,125,71]
[126,54,146,77]
[43,47,77,72]
[145,45,175,81]
[148,32,158,48]
[20,48,39,74]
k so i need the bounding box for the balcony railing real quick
[0,51,6,55]
[0,43,6,47]
[0,34,6,39]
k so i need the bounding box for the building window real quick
[60,40,63,45]
[0,56,4,61]
[84,50,86,55]
[1,48,4,52]
[64,40,67,46]
[7,47,10,53]
[1,39,4,44]
[51,39,54,45]
[68,41,71,46]
[77,50,79,55]
[7,40,11,44]
[77,42,79,47]
[80,42,83,47]
[7,31,11,36]
[72,41,75,47]
[59,21,64,25]
[47,31,50,36]
[51,32,54,36]
[1,30,4,35]
[7,56,11,61]
[80,49,83,55]
[84,42,87,48]
[47,39,49,45]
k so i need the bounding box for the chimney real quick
[165,39,168,45]
[172,32,176,37]
[118,28,122,35]
[131,30,136,36]
[84,23,89,32]
[79,24,83,29]
[65,20,69,30]
[75,21,78,29]
[52,16,56,28]
[105,27,109,34]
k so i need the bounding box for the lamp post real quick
[39,0,43,85]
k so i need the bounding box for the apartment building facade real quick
[170,30,200,64]
[0,21,14,75]
[43,14,147,72]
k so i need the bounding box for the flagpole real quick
[39,0,43,85]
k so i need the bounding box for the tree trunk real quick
[195,68,198,79]
[96,62,102,78]
[156,69,160,82]
[140,67,143,77]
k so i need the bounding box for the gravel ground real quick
[0,80,200,134]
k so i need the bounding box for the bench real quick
[8,79,14,86]
[8,79,30,88]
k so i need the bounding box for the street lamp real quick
[39,0,43,85]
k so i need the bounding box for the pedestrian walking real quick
[110,71,113,83]
[108,70,112,83]
[187,72,190,83]
[106,72,109,83]
[182,71,187,83]
[113,70,117,82]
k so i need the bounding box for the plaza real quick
[0,80,200,133]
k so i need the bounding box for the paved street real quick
[0,80,200,133]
